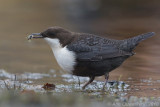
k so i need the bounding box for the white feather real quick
[44,38,76,73]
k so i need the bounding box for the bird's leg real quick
[103,73,109,90]
[82,76,95,90]
[77,77,80,88]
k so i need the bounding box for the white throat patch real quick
[45,38,76,73]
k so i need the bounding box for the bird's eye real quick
[45,31,56,37]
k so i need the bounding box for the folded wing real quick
[67,43,132,62]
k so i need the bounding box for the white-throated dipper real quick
[28,26,155,89]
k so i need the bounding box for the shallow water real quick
[0,0,160,98]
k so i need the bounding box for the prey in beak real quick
[28,33,44,40]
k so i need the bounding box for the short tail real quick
[120,32,155,51]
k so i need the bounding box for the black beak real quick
[28,33,44,40]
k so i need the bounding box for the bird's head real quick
[28,26,74,47]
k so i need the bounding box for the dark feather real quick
[67,34,133,61]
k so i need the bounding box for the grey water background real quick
[0,0,160,97]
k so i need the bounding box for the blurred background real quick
[0,0,160,97]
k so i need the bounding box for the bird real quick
[28,26,155,89]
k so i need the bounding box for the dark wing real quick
[67,43,132,61]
